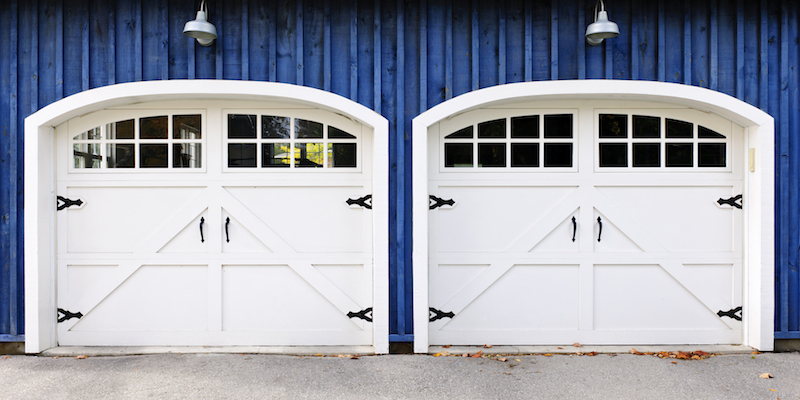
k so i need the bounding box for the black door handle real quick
[597,216,602,242]
[225,217,230,242]
[571,216,577,242]
[199,217,205,243]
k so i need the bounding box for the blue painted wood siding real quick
[0,0,798,342]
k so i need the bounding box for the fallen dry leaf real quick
[769,389,777,392]
[760,373,773,379]
[483,344,493,348]
[75,355,88,360]
[544,353,552,357]
[556,346,563,349]
[503,372,512,375]
[587,351,598,356]
[497,357,508,362]
[670,361,677,364]
[433,353,442,357]
[751,350,761,355]
[350,355,360,360]
[443,345,451,348]
[515,359,521,362]
[462,353,469,357]
[573,343,583,348]
[470,350,483,358]
[629,348,642,355]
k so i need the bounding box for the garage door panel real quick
[226,186,368,253]
[593,210,645,253]
[431,264,489,306]
[597,186,737,252]
[158,213,210,253]
[435,186,578,252]
[531,211,581,252]
[433,265,579,342]
[67,265,208,333]
[313,264,370,306]
[221,265,367,335]
[220,213,273,253]
[67,187,206,253]
[593,264,736,332]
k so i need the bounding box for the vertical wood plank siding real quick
[1,0,799,342]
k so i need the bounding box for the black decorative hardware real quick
[429,307,455,322]
[199,217,205,243]
[56,196,83,211]
[717,194,743,209]
[571,216,577,242]
[346,194,373,209]
[717,306,743,321]
[57,308,83,323]
[347,307,373,322]
[429,195,455,210]
[597,216,603,242]
[225,217,231,243]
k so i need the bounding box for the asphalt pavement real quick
[1,351,798,399]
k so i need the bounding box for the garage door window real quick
[71,114,203,170]
[226,114,358,169]
[444,113,575,169]
[598,114,727,169]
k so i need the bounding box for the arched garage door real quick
[412,81,774,352]
[25,81,389,353]
[425,102,743,345]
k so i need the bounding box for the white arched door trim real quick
[25,80,390,354]
[412,80,774,352]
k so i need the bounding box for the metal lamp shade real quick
[585,11,619,41]
[183,10,217,46]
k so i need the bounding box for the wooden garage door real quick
[56,106,375,346]
[427,104,744,345]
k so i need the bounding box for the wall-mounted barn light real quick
[585,0,619,46]
[183,0,217,47]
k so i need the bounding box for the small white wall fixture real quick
[412,80,775,353]
[25,80,390,354]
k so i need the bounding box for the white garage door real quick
[427,102,744,345]
[55,103,375,346]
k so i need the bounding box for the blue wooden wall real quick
[1,0,798,343]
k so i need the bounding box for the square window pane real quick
[228,143,256,168]
[106,144,134,168]
[444,143,473,167]
[173,143,202,168]
[544,114,573,138]
[599,114,627,138]
[140,144,168,168]
[228,114,257,139]
[599,143,628,167]
[511,143,539,167]
[140,116,168,139]
[632,115,660,138]
[666,143,693,167]
[173,115,202,139]
[328,143,357,167]
[478,143,506,167]
[295,119,324,138]
[262,116,290,139]
[73,143,102,168]
[544,143,572,167]
[633,143,660,167]
[445,126,473,139]
[328,126,356,139]
[262,143,291,168]
[666,119,693,138]
[698,143,726,167]
[478,119,506,138]
[511,115,539,138]
[295,143,324,167]
[108,120,134,139]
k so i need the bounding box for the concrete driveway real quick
[1,351,798,399]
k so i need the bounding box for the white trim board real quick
[411,80,775,353]
[25,80,390,354]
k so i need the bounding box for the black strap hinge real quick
[347,307,373,322]
[346,194,372,209]
[57,196,84,211]
[717,306,742,321]
[57,308,83,323]
[717,194,743,209]
[429,195,455,210]
[429,307,455,322]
